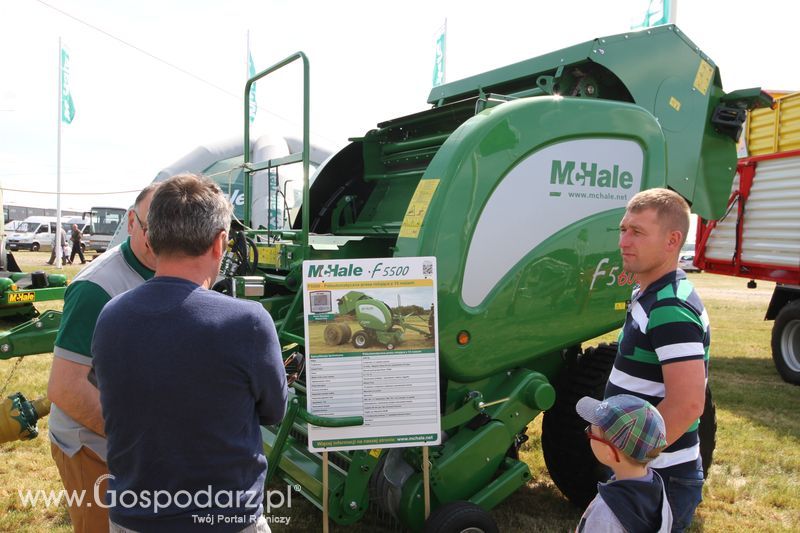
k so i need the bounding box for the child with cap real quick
[575,394,672,533]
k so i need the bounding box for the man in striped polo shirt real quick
[47,183,159,533]
[606,188,709,533]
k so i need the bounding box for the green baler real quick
[225,25,770,530]
[323,290,433,350]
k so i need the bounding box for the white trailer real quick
[697,91,800,384]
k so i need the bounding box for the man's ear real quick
[213,231,228,259]
[667,230,683,251]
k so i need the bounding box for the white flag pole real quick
[56,37,63,269]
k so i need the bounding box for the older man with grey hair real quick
[49,183,159,533]
[92,174,287,533]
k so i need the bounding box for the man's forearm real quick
[656,395,704,446]
[48,358,106,436]
[61,384,105,436]
[659,359,706,446]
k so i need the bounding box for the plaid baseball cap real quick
[576,394,667,462]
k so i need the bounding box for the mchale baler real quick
[323,291,433,350]
[0,20,771,526]
[220,25,769,530]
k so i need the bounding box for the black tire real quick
[31,242,40,252]
[542,343,718,508]
[211,278,234,295]
[80,243,86,252]
[369,453,392,514]
[699,385,717,478]
[542,343,617,508]
[422,501,498,533]
[771,300,800,384]
[352,330,369,349]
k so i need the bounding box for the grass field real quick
[1,252,798,532]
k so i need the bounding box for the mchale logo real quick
[223,189,246,206]
[307,263,363,278]
[550,160,634,189]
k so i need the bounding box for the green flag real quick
[631,0,675,30]
[61,46,75,124]
[248,48,257,123]
[432,22,446,88]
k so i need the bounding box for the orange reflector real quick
[457,330,470,345]
[10,284,17,292]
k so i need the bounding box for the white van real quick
[6,216,58,252]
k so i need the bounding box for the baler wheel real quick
[324,324,345,346]
[352,330,370,349]
[542,342,616,508]
[422,501,498,533]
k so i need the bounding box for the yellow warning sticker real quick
[693,60,713,95]
[614,302,627,311]
[669,96,681,112]
[399,179,440,239]
[368,448,382,459]
[257,244,281,267]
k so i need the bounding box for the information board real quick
[303,257,440,452]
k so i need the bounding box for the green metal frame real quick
[0,272,68,358]
[0,310,62,360]
[243,52,311,349]
[243,52,310,250]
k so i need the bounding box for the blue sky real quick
[1,0,795,212]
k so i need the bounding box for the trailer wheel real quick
[542,343,616,508]
[352,330,370,349]
[31,243,40,252]
[771,300,800,384]
[422,501,498,533]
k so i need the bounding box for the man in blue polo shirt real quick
[92,174,287,532]
[607,188,709,533]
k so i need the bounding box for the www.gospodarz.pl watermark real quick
[17,475,295,526]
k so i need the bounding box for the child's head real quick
[576,394,667,466]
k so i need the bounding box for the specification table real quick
[307,350,440,450]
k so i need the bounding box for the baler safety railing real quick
[243,51,310,251]
[265,395,363,487]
